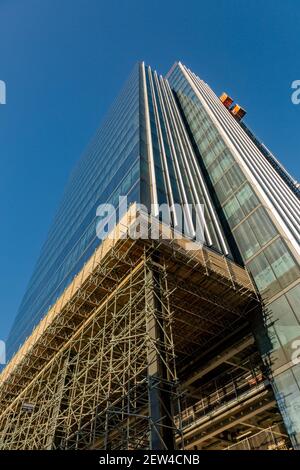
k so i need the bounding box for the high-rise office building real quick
[1,61,299,450]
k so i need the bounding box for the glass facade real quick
[168,62,300,447]
[140,66,230,252]
[7,64,141,358]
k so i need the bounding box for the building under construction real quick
[0,209,291,450]
[2,61,299,449]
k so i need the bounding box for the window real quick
[214,164,246,203]
[236,183,259,214]
[219,149,234,172]
[248,251,279,297]
[248,207,277,246]
[202,148,217,166]
[209,159,224,183]
[233,219,260,260]
[273,370,300,441]
[248,238,300,297]
[269,295,300,359]
[223,184,260,228]
[265,238,300,290]
[286,284,300,322]
[224,196,244,227]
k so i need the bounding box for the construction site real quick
[0,206,291,450]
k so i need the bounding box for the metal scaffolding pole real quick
[145,253,178,449]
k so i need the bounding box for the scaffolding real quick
[0,206,258,450]
[227,425,290,450]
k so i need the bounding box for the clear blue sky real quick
[0,0,299,343]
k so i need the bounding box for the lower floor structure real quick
[0,208,292,450]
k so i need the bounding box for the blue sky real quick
[0,0,299,343]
